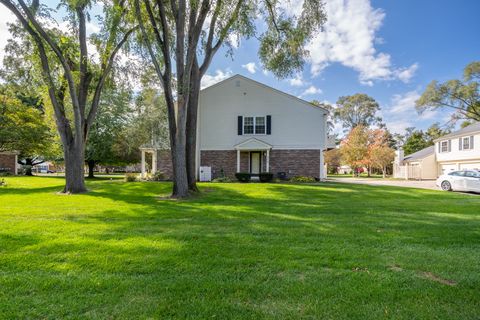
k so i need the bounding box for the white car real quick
[436,170,480,192]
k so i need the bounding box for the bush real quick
[290,176,316,183]
[0,170,12,177]
[212,176,232,183]
[149,171,166,181]
[259,172,274,182]
[124,173,138,182]
[235,172,251,182]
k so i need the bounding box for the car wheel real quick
[441,180,452,191]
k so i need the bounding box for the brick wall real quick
[269,149,320,179]
[200,149,320,179]
[201,150,237,178]
[156,150,173,180]
[0,153,16,174]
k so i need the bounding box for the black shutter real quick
[238,116,243,135]
[471,135,474,149]
[266,115,271,135]
[448,140,451,152]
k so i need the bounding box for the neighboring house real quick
[33,161,58,173]
[393,146,436,180]
[434,122,480,173]
[394,122,480,179]
[0,151,19,175]
[141,74,331,180]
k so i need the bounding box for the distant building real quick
[394,122,480,179]
[0,151,19,175]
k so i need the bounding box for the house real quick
[434,122,480,173]
[140,74,331,181]
[393,146,436,180]
[0,151,19,175]
[394,122,480,179]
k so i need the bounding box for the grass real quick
[1,176,479,319]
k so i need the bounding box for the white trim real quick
[234,138,272,150]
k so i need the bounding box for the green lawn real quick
[1,176,479,319]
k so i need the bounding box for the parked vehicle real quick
[436,170,480,192]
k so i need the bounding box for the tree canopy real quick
[335,93,382,131]
[416,61,480,122]
[0,0,136,192]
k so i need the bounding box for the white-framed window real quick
[440,140,450,153]
[243,117,254,134]
[462,137,471,150]
[243,116,266,135]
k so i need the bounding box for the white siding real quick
[198,75,327,151]
[436,133,480,162]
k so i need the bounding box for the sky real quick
[1,0,479,136]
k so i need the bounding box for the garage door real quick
[440,164,457,174]
[459,162,480,170]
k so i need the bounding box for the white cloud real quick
[396,63,419,83]
[390,90,420,114]
[201,69,233,88]
[289,76,306,87]
[301,85,322,96]
[382,90,437,133]
[303,0,418,84]
[242,62,257,74]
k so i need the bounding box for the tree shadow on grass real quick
[2,180,480,318]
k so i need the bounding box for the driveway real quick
[328,177,438,190]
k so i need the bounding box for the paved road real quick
[328,177,439,190]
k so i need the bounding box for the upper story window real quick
[243,116,266,135]
[459,136,474,151]
[440,140,450,153]
[255,117,266,134]
[462,137,471,150]
[243,117,254,134]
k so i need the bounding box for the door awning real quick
[234,138,272,151]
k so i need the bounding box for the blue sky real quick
[1,0,479,136]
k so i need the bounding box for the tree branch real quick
[86,25,138,135]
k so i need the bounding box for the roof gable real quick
[201,74,328,113]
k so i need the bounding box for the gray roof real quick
[434,122,480,141]
[404,145,435,161]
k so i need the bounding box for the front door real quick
[250,152,261,174]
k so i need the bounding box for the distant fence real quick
[393,164,421,180]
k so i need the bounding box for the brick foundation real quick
[156,150,173,180]
[200,149,320,179]
[0,153,16,174]
[269,149,320,178]
[200,150,237,178]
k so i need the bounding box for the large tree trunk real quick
[87,160,95,178]
[171,134,189,198]
[186,58,200,192]
[63,142,87,193]
[24,158,34,176]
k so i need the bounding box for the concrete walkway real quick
[328,177,438,190]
